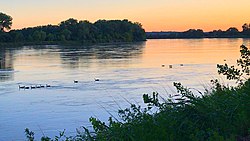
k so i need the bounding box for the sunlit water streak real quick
[0,39,250,140]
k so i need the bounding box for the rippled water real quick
[0,39,249,140]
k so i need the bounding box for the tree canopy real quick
[0,18,146,44]
[0,12,13,32]
[147,23,250,39]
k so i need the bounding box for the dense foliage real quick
[0,12,12,32]
[25,45,250,141]
[147,24,250,39]
[0,18,146,45]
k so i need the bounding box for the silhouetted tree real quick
[60,18,78,27]
[225,27,240,37]
[242,23,249,31]
[9,31,24,42]
[0,12,13,32]
[46,33,55,41]
[242,23,250,36]
[32,31,46,41]
[183,29,204,38]
[0,18,146,44]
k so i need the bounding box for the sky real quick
[1,0,250,32]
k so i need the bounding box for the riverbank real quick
[86,80,250,141]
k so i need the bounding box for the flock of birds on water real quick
[18,84,51,90]
[18,78,100,90]
[162,64,184,68]
[18,64,185,90]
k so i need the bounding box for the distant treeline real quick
[147,24,250,39]
[0,18,146,45]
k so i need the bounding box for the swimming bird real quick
[95,78,100,81]
[180,64,184,66]
[74,80,79,83]
[162,64,165,67]
[19,85,25,89]
[25,86,30,89]
[36,85,41,88]
[31,86,36,89]
[169,65,173,68]
[40,85,45,88]
[46,84,51,88]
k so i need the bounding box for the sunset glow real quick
[1,0,250,31]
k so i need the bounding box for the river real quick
[0,39,249,140]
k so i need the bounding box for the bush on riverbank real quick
[84,80,250,141]
[25,45,250,141]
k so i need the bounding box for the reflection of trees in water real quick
[60,48,92,69]
[0,48,14,81]
[243,38,250,46]
[59,42,146,69]
[0,42,146,81]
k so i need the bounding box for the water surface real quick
[0,39,249,140]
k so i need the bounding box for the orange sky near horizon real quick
[1,0,250,32]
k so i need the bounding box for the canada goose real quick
[19,85,25,89]
[74,80,78,83]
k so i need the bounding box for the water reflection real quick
[59,42,146,69]
[0,48,14,82]
[0,42,146,81]
[242,38,250,45]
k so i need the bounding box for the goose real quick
[19,85,25,89]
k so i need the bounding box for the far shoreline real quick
[146,30,250,39]
[0,40,147,48]
[147,37,250,40]
[2,37,250,48]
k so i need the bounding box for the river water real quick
[0,39,249,140]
